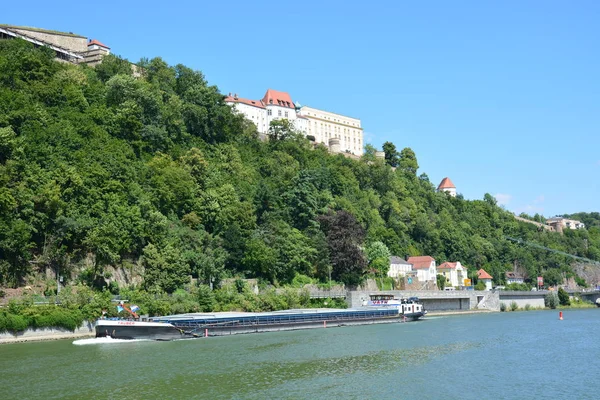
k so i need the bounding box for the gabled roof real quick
[438,262,458,269]
[407,256,435,269]
[262,89,294,108]
[505,272,524,279]
[390,256,412,266]
[477,269,493,280]
[224,95,265,109]
[437,177,456,189]
[88,39,110,49]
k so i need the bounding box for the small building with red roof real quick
[407,256,437,283]
[437,177,457,197]
[477,268,493,291]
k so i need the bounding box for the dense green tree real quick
[398,147,419,176]
[382,141,400,167]
[318,210,368,286]
[0,40,598,295]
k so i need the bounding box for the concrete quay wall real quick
[346,290,501,312]
[0,322,95,344]
[498,291,547,309]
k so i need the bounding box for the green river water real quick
[1,309,599,399]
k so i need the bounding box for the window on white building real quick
[267,109,272,116]
[284,111,288,118]
[278,110,282,117]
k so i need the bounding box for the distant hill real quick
[1,38,599,292]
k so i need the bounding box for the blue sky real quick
[3,1,599,217]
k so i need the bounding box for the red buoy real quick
[559,311,563,320]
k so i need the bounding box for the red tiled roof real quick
[262,89,294,108]
[88,39,110,49]
[225,95,265,109]
[438,262,457,269]
[437,177,455,189]
[407,256,435,270]
[477,269,493,280]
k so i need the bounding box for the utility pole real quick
[56,263,61,294]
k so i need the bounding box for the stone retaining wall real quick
[0,322,95,344]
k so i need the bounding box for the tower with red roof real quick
[437,177,457,197]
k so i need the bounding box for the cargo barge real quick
[95,295,426,341]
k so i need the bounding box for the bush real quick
[108,281,120,295]
[524,304,531,311]
[510,301,518,311]
[475,281,486,291]
[291,273,314,288]
[506,283,531,291]
[376,277,395,291]
[0,289,5,298]
[196,284,215,312]
[500,302,506,312]
[558,287,571,306]
[545,292,559,309]
[0,312,28,332]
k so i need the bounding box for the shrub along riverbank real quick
[0,282,346,334]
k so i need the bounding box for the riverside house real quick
[437,261,468,288]
[477,269,493,291]
[407,256,437,284]
[387,256,413,279]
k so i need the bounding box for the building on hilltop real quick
[0,24,110,66]
[546,217,585,232]
[225,89,364,155]
[437,177,456,197]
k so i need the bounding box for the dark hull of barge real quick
[153,308,420,337]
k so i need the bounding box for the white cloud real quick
[514,194,546,215]
[362,131,376,145]
[494,193,512,206]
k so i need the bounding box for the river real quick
[1,309,598,399]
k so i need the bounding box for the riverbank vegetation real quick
[1,38,599,318]
[0,281,346,333]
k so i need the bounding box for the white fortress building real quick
[225,89,363,155]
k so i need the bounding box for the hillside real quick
[1,38,599,294]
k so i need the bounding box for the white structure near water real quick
[387,256,413,279]
[225,89,363,155]
[407,256,437,283]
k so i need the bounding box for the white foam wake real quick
[73,337,150,345]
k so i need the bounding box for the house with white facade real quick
[477,269,493,291]
[437,261,468,288]
[546,217,585,231]
[505,271,525,285]
[225,89,363,155]
[387,256,413,279]
[407,256,437,283]
[437,177,457,197]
